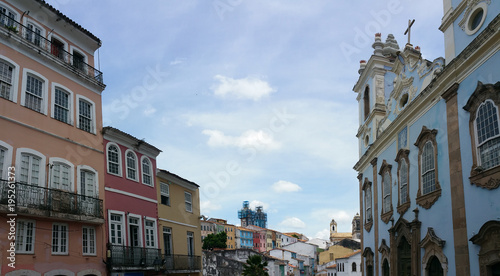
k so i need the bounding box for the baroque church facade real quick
[353,1,500,276]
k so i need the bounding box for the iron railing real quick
[0,180,103,218]
[163,254,201,271]
[108,244,162,268]
[0,11,103,84]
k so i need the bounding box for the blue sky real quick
[48,0,444,239]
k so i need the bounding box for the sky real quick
[46,0,445,239]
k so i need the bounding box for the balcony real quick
[0,180,103,219]
[162,254,202,273]
[107,244,162,271]
[0,12,104,86]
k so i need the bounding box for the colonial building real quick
[102,127,162,275]
[353,1,500,275]
[0,0,105,274]
[156,168,202,275]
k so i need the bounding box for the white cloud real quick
[272,180,302,193]
[200,200,222,214]
[249,200,269,211]
[279,217,306,229]
[202,129,281,150]
[211,75,275,101]
[143,105,157,116]
[170,58,185,65]
[314,228,331,240]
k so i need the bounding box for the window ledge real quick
[397,201,411,215]
[381,209,393,224]
[470,165,500,189]
[416,188,442,209]
[364,220,373,232]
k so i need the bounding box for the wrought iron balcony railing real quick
[0,12,104,85]
[0,180,103,218]
[163,254,201,271]
[108,244,162,269]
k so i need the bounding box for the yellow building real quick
[319,245,357,265]
[224,224,236,249]
[157,169,202,275]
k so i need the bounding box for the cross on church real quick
[404,19,415,45]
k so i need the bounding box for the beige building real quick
[157,169,202,275]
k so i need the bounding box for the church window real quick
[379,160,393,223]
[463,82,500,189]
[427,256,444,276]
[415,126,441,209]
[470,221,500,276]
[382,259,390,276]
[364,86,370,120]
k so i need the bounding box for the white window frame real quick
[22,18,45,47]
[185,191,193,213]
[0,55,19,103]
[106,142,122,176]
[82,226,96,256]
[77,165,98,197]
[125,149,138,181]
[160,182,170,206]
[47,33,68,61]
[127,213,143,247]
[76,95,96,134]
[144,217,157,248]
[108,210,125,245]
[49,157,74,192]
[421,141,436,195]
[365,186,372,222]
[0,3,18,27]
[163,227,173,255]
[382,171,391,213]
[141,156,153,186]
[0,140,13,180]
[21,69,49,115]
[474,99,500,170]
[51,83,74,125]
[69,45,88,72]
[15,148,46,187]
[399,159,408,204]
[15,219,35,254]
[52,223,69,255]
[187,231,194,256]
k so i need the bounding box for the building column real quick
[371,157,379,276]
[442,83,470,276]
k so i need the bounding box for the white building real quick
[336,250,362,276]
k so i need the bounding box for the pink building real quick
[102,127,162,275]
[246,225,267,252]
[0,0,106,275]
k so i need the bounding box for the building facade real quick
[353,1,500,275]
[0,0,105,275]
[103,127,162,275]
[156,169,202,275]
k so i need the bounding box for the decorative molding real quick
[362,247,374,267]
[381,210,393,224]
[420,228,448,276]
[464,82,500,188]
[416,188,442,209]
[458,0,491,31]
[470,220,500,276]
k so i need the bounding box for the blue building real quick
[236,227,255,249]
[353,1,500,276]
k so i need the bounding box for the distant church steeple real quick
[330,219,338,235]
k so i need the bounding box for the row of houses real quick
[0,0,202,275]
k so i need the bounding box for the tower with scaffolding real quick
[238,201,267,228]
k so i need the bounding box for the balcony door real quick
[163,227,173,269]
[80,170,97,216]
[51,38,64,60]
[129,216,142,265]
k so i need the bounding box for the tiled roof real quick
[157,169,199,187]
[336,249,362,259]
[326,264,337,269]
[102,126,162,153]
[34,0,101,43]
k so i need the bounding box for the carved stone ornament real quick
[464,82,500,189]
[458,0,491,31]
[470,220,500,276]
[420,228,448,276]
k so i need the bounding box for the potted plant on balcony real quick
[5,25,18,33]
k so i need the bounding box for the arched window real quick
[125,150,138,181]
[475,100,500,170]
[352,262,357,272]
[141,157,152,185]
[415,126,441,209]
[107,144,121,176]
[427,256,444,276]
[364,86,370,120]
[379,160,393,223]
[382,259,390,276]
[50,158,73,192]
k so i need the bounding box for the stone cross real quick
[404,19,415,45]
